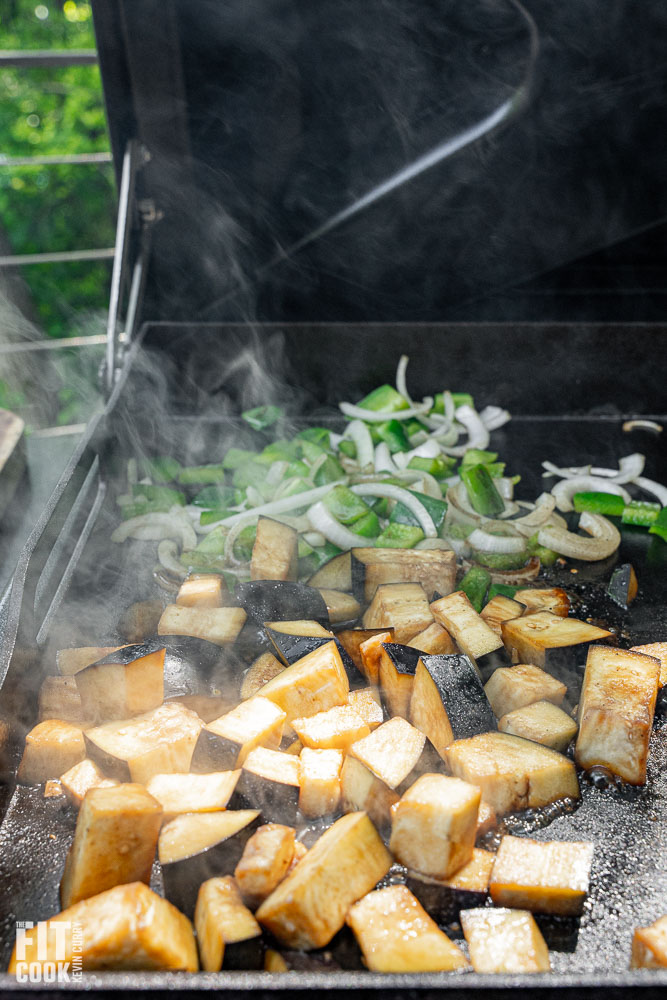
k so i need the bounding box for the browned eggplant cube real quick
[389,773,480,878]
[298,747,344,817]
[358,629,394,685]
[176,574,228,608]
[631,914,667,969]
[307,551,352,591]
[351,546,456,603]
[337,627,394,679]
[265,620,334,665]
[501,611,611,685]
[378,642,422,718]
[191,696,286,771]
[159,810,261,917]
[238,747,301,824]
[484,662,567,719]
[498,699,578,753]
[513,587,570,617]
[17,720,87,784]
[489,834,594,916]
[240,652,285,700]
[630,641,667,688]
[346,884,469,972]
[410,654,495,757]
[158,604,247,645]
[461,907,551,973]
[74,644,165,722]
[7,882,198,973]
[250,516,298,581]
[59,758,119,808]
[406,847,495,924]
[256,639,349,722]
[479,594,525,636]
[407,621,457,655]
[362,582,434,643]
[84,701,202,784]
[476,800,497,838]
[255,811,392,949]
[195,876,262,971]
[56,645,126,676]
[431,590,505,664]
[61,783,162,908]
[575,645,660,784]
[38,675,89,724]
[444,731,579,816]
[317,588,361,624]
[292,704,370,752]
[234,823,296,909]
[347,687,384,730]
[146,770,240,818]
[118,600,164,643]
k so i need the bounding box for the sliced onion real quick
[635,476,667,506]
[551,476,632,513]
[414,537,454,551]
[494,478,516,501]
[479,405,511,431]
[440,405,490,457]
[349,482,437,537]
[374,442,397,474]
[302,530,326,548]
[543,453,645,484]
[345,420,374,470]
[508,493,556,536]
[245,486,265,507]
[111,510,197,550]
[199,481,346,531]
[395,354,414,405]
[537,512,620,561]
[224,517,255,566]
[467,526,526,554]
[391,467,443,499]
[307,502,370,549]
[446,535,471,558]
[623,419,662,434]
[157,539,188,577]
[462,555,541,585]
[446,481,483,525]
[339,398,433,422]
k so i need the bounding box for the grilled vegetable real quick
[405,847,495,924]
[358,629,394,685]
[158,604,247,645]
[194,876,262,971]
[264,619,334,665]
[501,611,612,686]
[498,699,578,752]
[317,588,360,623]
[59,758,118,807]
[234,823,296,909]
[84,702,202,783]
[513,587,570,617]
[607,563,639,608]
[176,574,228,608]
[255,640,349,722]
[250,516,298,581]
[73,643,165,722]
[431,590,505,666]
[236,580,329,625]
[307,551,352,591]
[444,731,579,816]
[240,652,285,699]
[38,675,88,724]
[362,582,434,643]
[459,565,492,612]
[631,641,667,688]
[346,884,469,972]
[631,914,667,969]
[255,811,392,950]
[118,600,164,643]
[292,704,370,752]
[159,810,261,917]
[389,773,481,878]
[56,645,127,676]
[347,687,384,730]
[298,747,344,817]
[146,770,240,817]
[378,642,422,718]
[461,907,551,973]
[60,783,162,908]
[191,696,285,771]
[489,834,594,916]
[411,653,496,753]
[479,594,525,637]
[575,645,660,784]
[8,882,198,973]
[407,621,456,655]
[17,720,87,784]
[237,747,301,824]
[460,463,505,517]
[351,547,456,603]
[484,662,567,719]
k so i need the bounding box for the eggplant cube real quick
[56,645,126,676]
[346,884,469,972]
[61,783,162,908]
[146,770,241,818]
[406,847,495,924]
[17,719,87,784]
[575,645,660,785]
[484,662,567,719]
[307,551,352,591]
[358,629,394,685]
[408,621,456,655]
[250,516,298,581]
[498,699,578,753]
[195,876,262,971]
[477,800,497,838]
[337,627,394,679]
[631,642,667,688]
[430,590,505,663]
[292,705,370,752]
[159,809,261,918]
[378,642,422,719]
[176,574,227,608]
[158,604,247,645]
[501,611,611,680]
[631,914,667,969]
[257,639,349,722]
[347,687,384,730]
[234,823,296,909]
[390,773,480,879]
[351,546,456,604]
[38,675,89,724]
[362,583,434,644]
[444,731,579,816]
[7,882,198,973]
[84,701,202,784]
[513,587,570,616]
[298,747,344,817]
[411,653,496,752]
[317,588,360,624]
[479,594,525,636]
[265,620,334,665]
[255,811,392,949]
[238,747,301,824]
[489,834,594,916]
[74,644,165,722]
[240,652,285,700]
[59,758,119,808]
[191,696,286,771]
[461,907,551,973]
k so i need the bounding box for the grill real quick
[1,0,667,995]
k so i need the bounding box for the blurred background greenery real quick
[0,0,115,427]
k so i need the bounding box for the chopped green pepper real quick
[338,439,356,459]
[648,507,667,543]
[295,427,332,447]
[459,566,491,612]
[572,492,625,517]
[241,404,282,431]
[390,490,448,534]
[621,501,661,527]
[487,583,519,601]
[177,463,226,485]
[408,455,456,478]
[352,510,381,538]
[375,523,425,548]
[323,485,372,525]
[192,485,239,508]
[141,456,182,482]
[376,419,411,453]
[356,384,408,413]
[222,448,258,471]
[313,455,345,486]
[131,484,185,507]
[460,464,505,517]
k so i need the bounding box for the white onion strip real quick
[112,510,197,549]
[440,405,490,456]
[198,481,346,531]
[345,420,374,469]
[157,539,188,577]
[468,527,526,554]
[307,503,370,549]
[395,355,414,405]
[479,405,511,431]
[537,512,621,561]
[551,476,632,513]
[339,398,433,422]
[349,483,437,537]
[374,442,397,473]
[635,476,667,506]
